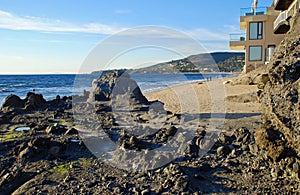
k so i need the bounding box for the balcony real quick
[240,7,267,16]
[274,11,290,34]
[274,0,294,10]
[240,7,267,30]
[229,33,246,50]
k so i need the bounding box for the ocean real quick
[0,73,236,105]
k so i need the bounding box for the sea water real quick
[0,73,236,105]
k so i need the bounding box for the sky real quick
[0,0,273,74]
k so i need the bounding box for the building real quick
[273,0,300,34]
[230,0,299,73]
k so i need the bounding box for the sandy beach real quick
[145,78,261,132]
[146,78,260,114]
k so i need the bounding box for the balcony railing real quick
[230,33,246,42]
[240,7,267,16]
[274,11,287,30]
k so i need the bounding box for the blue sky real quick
[0,0,273,74]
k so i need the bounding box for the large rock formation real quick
[89,70,148,105]
[255,13,300,179]
[74,70,194,170]
[1,92,47,111]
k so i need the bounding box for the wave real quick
[0,88,15,93]
[139,79,205,94]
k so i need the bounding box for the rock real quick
[223,80,231,84]
[165,126,177,137]
[89,70,148,105]
[293,162,299,174]
[249,144,258,155]
[24,92,47,110]
[230,76,253,85]
[233,127,252,145]
[64,128,78,135]
[194,173,205,180]
[255,127,288,161]
[149,101,164,112]
[218,132,233,145]
[185,144,199,158]
[45,124,66,135]
[252,73,270,85]
[198,163,212,172]
[19,147,35,160]
[256,13,300,180]
[1,95,24,110]
[141,189,150,195]
[28,137,51,148]
[129,136,139,147]
[48,146,61,155]
[217,146,231,156]
[1,93,47,111]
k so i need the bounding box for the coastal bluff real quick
[255,13,300,179]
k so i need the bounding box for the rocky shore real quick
[0,66,298,194]
[0,13,299,194]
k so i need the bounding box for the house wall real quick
[242,7,285,72]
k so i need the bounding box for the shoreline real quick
[145,76,260,115]
[0,72,285,194]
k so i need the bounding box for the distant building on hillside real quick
[229,0,300,73]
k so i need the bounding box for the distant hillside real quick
[217,55,245,72]
[128,52,244,74]
[91,52,245,74]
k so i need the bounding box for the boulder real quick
[89,70,149,105]
[18,147,35,160]
[217,145,231,156]
[24,92,47,110]
[1,92,47,111]
[1,95,24,110]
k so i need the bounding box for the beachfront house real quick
[230,0,300,73]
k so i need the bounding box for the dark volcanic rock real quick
[89,70,148,105]
[1,95,24,111]
[1,92,47,111]
[45,124,67,135]
[25,92,47,110]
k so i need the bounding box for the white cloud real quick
[0,10,125,34]
[186,28,228,41]
[114,9,132,14]
[0,10,233,52]
[0,10,233,42]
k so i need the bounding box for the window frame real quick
[249,45,263,61]
[249,22,263,40]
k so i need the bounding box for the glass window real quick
[249,22,263,40]
[249,46,262,61]
[266,45,275,62]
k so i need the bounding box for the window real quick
[249,22,263,40]
[249,46,262,61]
[266,45,275,62]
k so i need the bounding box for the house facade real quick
[230,0,299,73]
